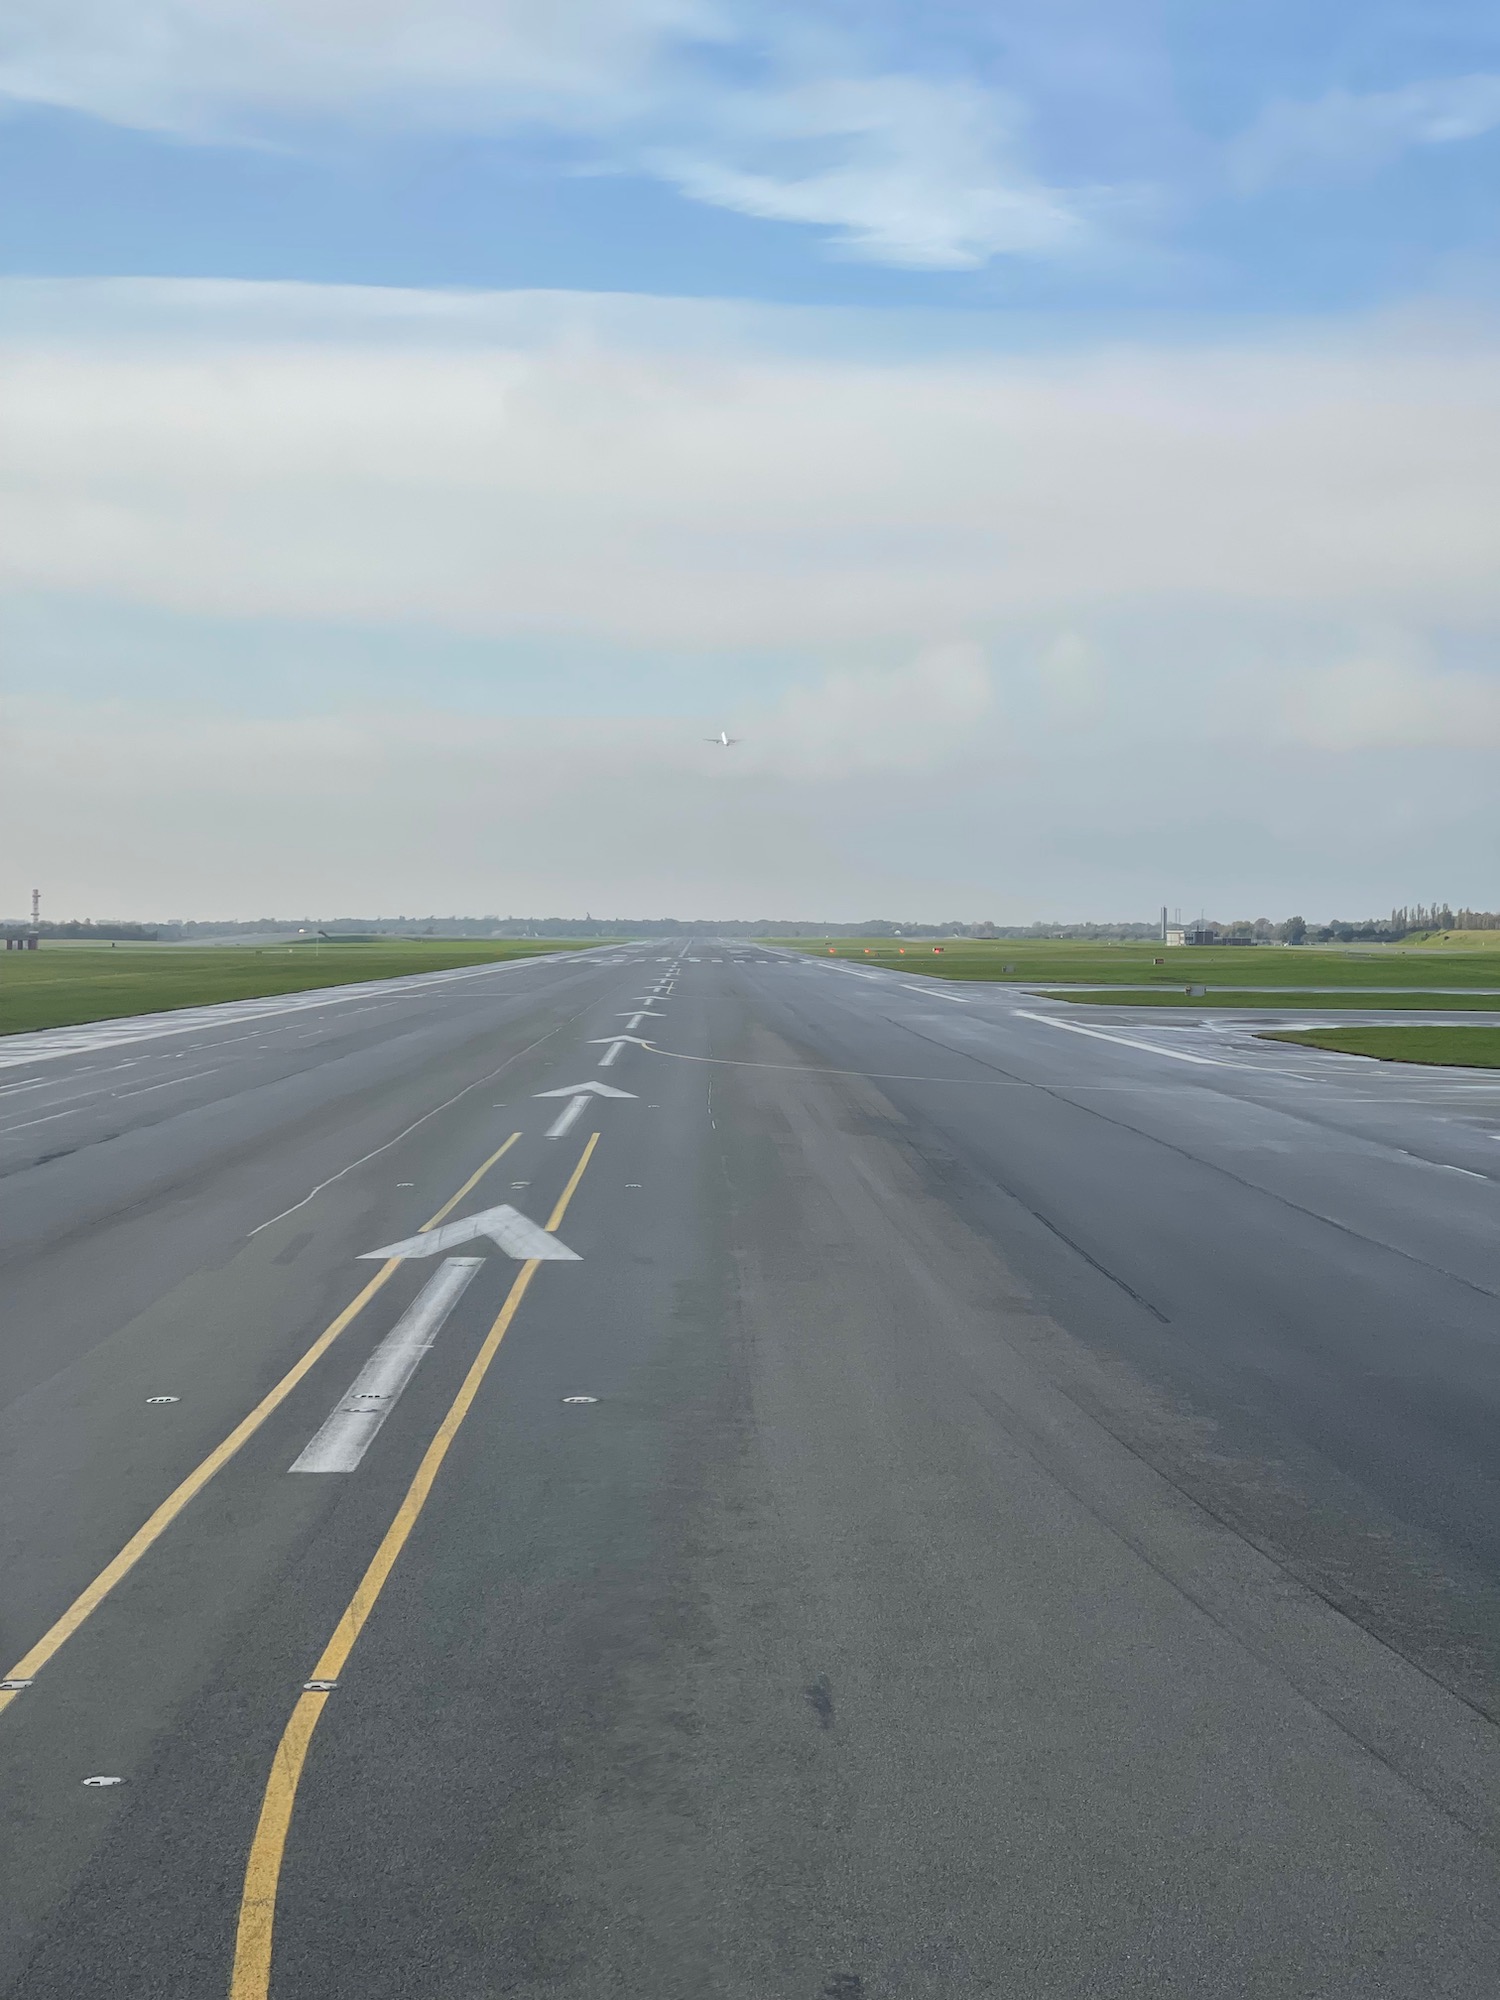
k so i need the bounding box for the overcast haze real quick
[2,2,1498,922]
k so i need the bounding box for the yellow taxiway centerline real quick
[229,1131,599,2000]
[0,1133,523,1718]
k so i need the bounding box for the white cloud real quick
[652,75,1083,270]
[1279,655,1500,750]
[1034,630,1104,720]
[0,683,996,918]
[3,280,1498,649]
[746,641,993,774]
[1231,73,1500,190]
[5,279,1500,919]
[7,666,1498,921]
[0,0,719,132]
[0,2,1089,271]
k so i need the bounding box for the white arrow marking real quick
[291,1257,483,1473]
[359,1205,581,1261]
[536,1077,637,1137]
[533,1081,637,1099]
[617,1010,664,1018]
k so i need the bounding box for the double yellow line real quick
[0,1133,523,1718]
[230,1132,599,1999]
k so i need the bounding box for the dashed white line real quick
[0,1104,94,1135]
[115,1067,224,1099]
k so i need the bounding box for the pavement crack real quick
[887,1017,1500,1309]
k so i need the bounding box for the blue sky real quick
[2,0,1499,919]
[6,0,1500,308]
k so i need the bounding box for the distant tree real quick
[1279,915,1307,944]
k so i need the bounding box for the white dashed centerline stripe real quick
[290,1257,483,1474]
[546,1095,590,1138]
[115,1067,225,1099]
[0,1105,98,1136]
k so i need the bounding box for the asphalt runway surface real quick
[3,944,1500,1998]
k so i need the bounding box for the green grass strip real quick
[770,939,1500,989]
[0,940,596,1037]
[1258,1027,1500,1069]
[1034,990,1500,1010]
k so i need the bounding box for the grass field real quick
[0,939,596,1037]
[771,937,1500,993]
[1035,989,1500,1010]
[1258,1026,1500,1069]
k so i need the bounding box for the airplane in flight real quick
[705,730,740,747]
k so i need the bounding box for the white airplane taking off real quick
[706,730,740,747]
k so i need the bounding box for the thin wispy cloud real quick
[0,0,1094,272]
[0,0,723,131]
[649,75,1086,270]
[1231,73,1500,190]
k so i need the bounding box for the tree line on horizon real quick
[8,905,1498,944]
